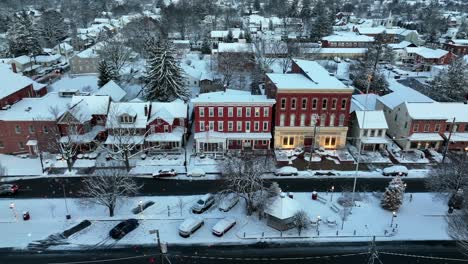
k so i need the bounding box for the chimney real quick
[144,104,148,116]
[11,63,17,73]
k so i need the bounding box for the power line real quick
[380,251,468,262]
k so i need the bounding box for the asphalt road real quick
[6,176,429,199]
[0,242,465,264]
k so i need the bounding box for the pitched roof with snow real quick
[0,92,71,121]
[414,47,448,59]
[148,99,187,125]
[12,55,31,65]
[210,30,245,39]
[217,43,253,53]
[377,79,433,109]
[191,89,275,104]
[94,80,127,102]
[322,32,374,42]
[264,194,301,220]
[405,102,468,122]
[69,95,110,121]
[355,110,388,129]
[106,101,150,129]
[351,94,379,112]
[0,65,33,99]
[388,41,414,50]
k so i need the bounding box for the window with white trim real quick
[209,121,214,130]
[228,107,233,117]
[199,121,205,131]
[18,142,24,150]
[302,98,307,109]
[228,121,233,131]
[332,98,337,110]
[29,125,35,134]
[246,107,251,117]
[245,121,251,131]
[281,98,286,109]
[15,125,21,134]
[300,114,306,126]
[312,98,318,109]
[218,107,223,117]
[280,114,285,126]
[339,114,345,126]
[320,114,326,126]
[341,99,347,109]
[329,114,335,127]
[290,114,296,126]
[254,121,259,131]
[237,121,242,131]
[237,107,242,117]
[322,99,328,110]
[218,121,224,131]
[199,107,205,117]
[209,107,214,117]
[310,114,318,126]
[291,98,296,109]
[254,107,260,117]
[263,121,268,131]
[263,107,269,117]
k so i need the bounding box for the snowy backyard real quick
[0,191,451,250]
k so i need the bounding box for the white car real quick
[334,57,341,63]
[188,168,206,177]
[274,166,298,176]
[212,217,236,236]
[383,165,408,176]
[179,217,204,237]
[192,194,215,213]
[219,193,239,212]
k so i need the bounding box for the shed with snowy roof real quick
[264,193,302,231]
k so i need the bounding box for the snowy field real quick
[0,192,451,250]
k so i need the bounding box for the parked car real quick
[188,168,206,177]
[274,166,298,176]
[192,194,215,213]
[0,184,19,196]
[344,58,351,62]
[153,168,177,178]
[179,217,204,237]
[334,57,341,63]
[212,217,236,236]
[219,193,239,212]
[382,165,408,176]
[109,219,139,239]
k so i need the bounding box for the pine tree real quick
[225,29,234,43]
[7,12,42,57]
[98,60,117,88]
[144,40,189,102]
[253,0,261,11]
[244,30,252,43]
[431,58,468,102]
[381,176,406,211]
[201,38,211,54]
[310,1,333,41]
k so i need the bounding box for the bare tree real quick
[219,153,273,215]
[0,161,7,181]
[217,48,255,86]
[80,168,140,217]
[97,38,133,74]
[253,39,288,72]
[278,42,304,73]
[177,197,184,216]
[293,210,310,236]
[426,153,468,205]
[448,193,468,256]
[103,105,151,171]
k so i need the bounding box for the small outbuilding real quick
[264,193,301,231]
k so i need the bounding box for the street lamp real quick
[316,215,321,234]
[390,211,397,227]
[330,186,335,202]
[139,200,144,218]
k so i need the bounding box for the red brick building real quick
[265,59,353,150]
[191,89,275,153]
[443,39,468,56]
[321,33,374,48]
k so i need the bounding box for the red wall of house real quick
[444,43,468,56]
[275,93,351,127]
[0,120,57,154]
[409,119,446,135]
[193,105,274,133]
[0,84,35,109]
[147,118,186,133]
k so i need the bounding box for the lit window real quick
[255,107,260,117]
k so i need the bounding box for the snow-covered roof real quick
[32,81,47,91]
[210,30,244,39]
[267,59,351,91]
[12,55,31,65]
[94,80,127,102]
[355,110,388,129]
[388,41,413,50]
[449,39,468,46]
[148,99,187,125]
[405,102,468,122]
[302,48,368,54]
[181,64,202,80]
[414,47,448,59]
[408,133,444,142]
[217,43,253,53]
[104,135,145,145]
[0,92,71,121]
[445,133,468,143]
[35,54,61,63]
[54,42,73,51]
[0,65,33,99]
[106,102,150,129]
[191,89,275,105]
[69,95,110,121]
[145,127,184,142]
[323,32,374,42]
[75,42,104,59]
[265,194,301,220]
[351,94,379,111]
[377,79,433,109]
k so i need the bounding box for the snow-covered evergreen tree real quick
[381,176,406,211]
[310,0,333,41]
[201,38,211,54]
[144,40,189,102]
[7,12,42,57]
[225,29,234,43]
[98,60,117,88]
[38,10,67,48]
[431,58,468,102]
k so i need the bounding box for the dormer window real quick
[120,114,136,124]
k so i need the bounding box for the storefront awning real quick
[408,133,444,142]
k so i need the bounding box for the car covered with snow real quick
[0,184,19,196]
[192,194,215,213]
[179,217,204,237]
[382,165,408,176]
[109,219,139,239]
[188,168,206,177]
[218,193,239,212]
[152,168,177,178]
[274,166,298,176]
[212,217,236,236]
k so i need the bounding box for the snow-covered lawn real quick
[49,75,99,93]
[348,145,392,164]
[0,154,43,176]
[0,192,451,250]
[387,143,429,164]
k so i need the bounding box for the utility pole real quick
[368,236,383,264]
[149,229,166,264]
[442,117,456,164]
